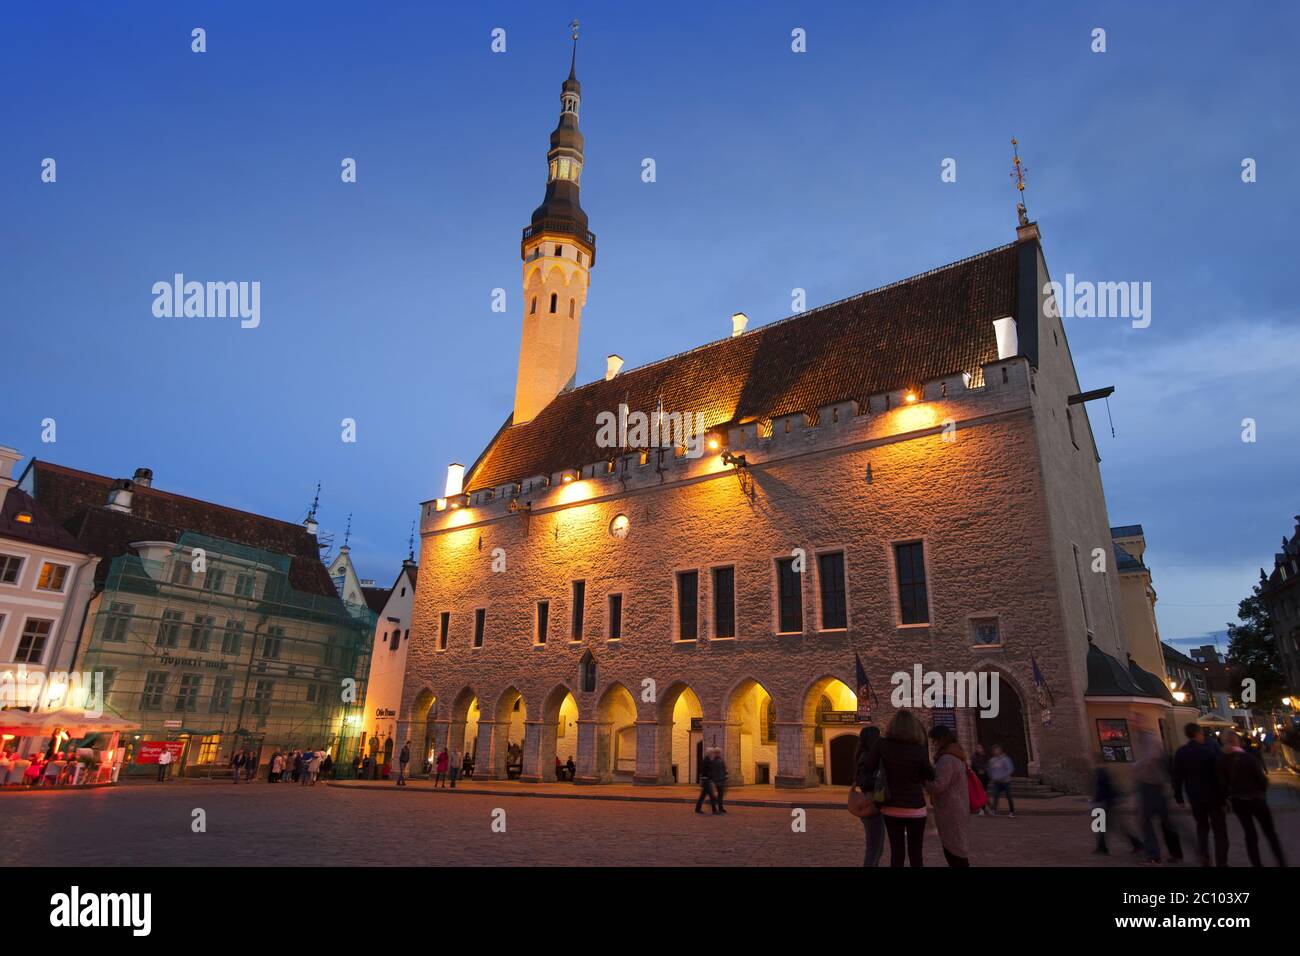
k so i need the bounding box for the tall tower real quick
[513,23,595,425]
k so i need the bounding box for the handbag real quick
[847,786,878,818]
[967,767,988,813]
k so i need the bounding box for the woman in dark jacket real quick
[862,710,935,867]
[853,724,886,866]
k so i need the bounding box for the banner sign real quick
[135,741,185,765]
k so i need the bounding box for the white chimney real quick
[106,479,134,513]
[605,355,624,381]
[132,467,153,488]
[993,317,1019,360]
[0,445,20,492]
[445,462,465,498]
[732,312,748,337]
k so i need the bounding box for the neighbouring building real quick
[1162,641,1211,713]
[1191,644,1253,731]
[358,557,418,775]
[1259,514,1300,700]
[15,457,374,777]
[0,446,100,742]
[397,35,1172,794]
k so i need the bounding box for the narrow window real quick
[1072,545,1093,637]
[439,611,450,650]
[473,608,486,648]
[894,541,929,625]
[569,298,575,318]
[1067,409,1079,449]
[818,551,848,630]
[555,244,563,256]
[677,571,699,641]
[776,558,803,633]
[571,580,586,640]
[549,292,557,313]
[530,296,537,315]
[608,593,623,640]
[579,651,597,693]
[712,566,736,638]
[536,600,550,645]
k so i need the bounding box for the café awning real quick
[0,707,140,737]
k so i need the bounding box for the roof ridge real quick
[34,459,310,534]
[542,240,1018,404]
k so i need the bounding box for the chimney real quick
[992,317,1019,360]
[106,478,134,513]
[731,312,748,337]
[605,355,624,381]
[132,467,153,488]
[445,462,465,498]
[304,515,318,536]
[0,445,20,492]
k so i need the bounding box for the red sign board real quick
[135,741,185,765]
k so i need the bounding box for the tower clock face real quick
[609,514,630,539]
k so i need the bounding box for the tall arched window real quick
[549,292,558,314]
[530,296,537,315]
[579,651,597,693]
[568,298,575,318]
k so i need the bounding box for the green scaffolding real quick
[80,532,373,778]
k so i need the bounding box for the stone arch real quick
[449,686,479,763]
[411,688,438,771]
[800,674,859,786]
[490,686,529,779]
[969,659,1037,778]
[540,682,580,782]
[591,681,638,783]
[725,677,779,785]
[654,681,704,785]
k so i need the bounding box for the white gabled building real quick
[358,559,418,774]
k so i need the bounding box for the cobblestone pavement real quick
[2,777,1297,867]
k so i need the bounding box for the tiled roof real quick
[361,586,391,613]
[25,460,336,597]
[0,487,89,555]
[466,242,1020,492]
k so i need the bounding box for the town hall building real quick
[396,34,1171,793]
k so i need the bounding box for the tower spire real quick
[1010,136,1029,226]
[513,25,597,425]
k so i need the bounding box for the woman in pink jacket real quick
[434,748,450,787]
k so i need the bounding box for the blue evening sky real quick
[2,1,1296,649]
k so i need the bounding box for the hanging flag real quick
[1031,652,1055,727]
[854,652,878,722]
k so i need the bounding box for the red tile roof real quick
[467,241,1020,492]
[0,487,89,555]
[26,461,336,596]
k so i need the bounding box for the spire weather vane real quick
[1010,137,1030,226]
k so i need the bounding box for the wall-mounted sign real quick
[135,741,185,765]
[374,708,396,719]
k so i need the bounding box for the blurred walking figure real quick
[434,748,449,787]
[1134,726,1183,864]
[862,710,935,867]
[926,725,971,867]
[1173,723,1229,866]
[1220,730,1287,867]
[694,748,718,814]
[230,749,244,784]
[1091,754,1142,855]
[396,741,411,786]
[986,745,1015,816]
[449,749,462,788]
[707,748,728,814]
[852,724,885,866]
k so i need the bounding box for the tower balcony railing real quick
[521,219,596,256]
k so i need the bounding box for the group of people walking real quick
[430,747,475,787]
[694,747,728,814]
[237,749,330,785]
[1096,722,1287,867]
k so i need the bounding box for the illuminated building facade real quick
[399,39,1170,792]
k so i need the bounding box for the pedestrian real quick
[245,751,257,781]
[300,752,314,786]
[449,749,462,788]
[970,743,990,815]
[1091,754,1142,855]
[268,752,279,784]
[694,749,717,814]
[435,747,449,787]
[321,753,333,779]
[564,756,575,781]
[351,753,361,779]
[986,744,1016,816]
[707,747,728,814]
[462,750,474,780]
[292,751,303,783]
[397,741,411,786]
[156,746,173,783]
[555,754,564,781]
[1220,730,1287,866]
[1134,726,1183,865]
[1173,722,1229,867]
[852,723,886,867]
[309,751,323,785]
[231,749,243,784]
[862,710,935,867]
[925,725,971,867]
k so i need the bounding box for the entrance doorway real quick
[827,733,857,785]
[977,679,1030,776]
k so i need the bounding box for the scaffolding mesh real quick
[80,532,373,778]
